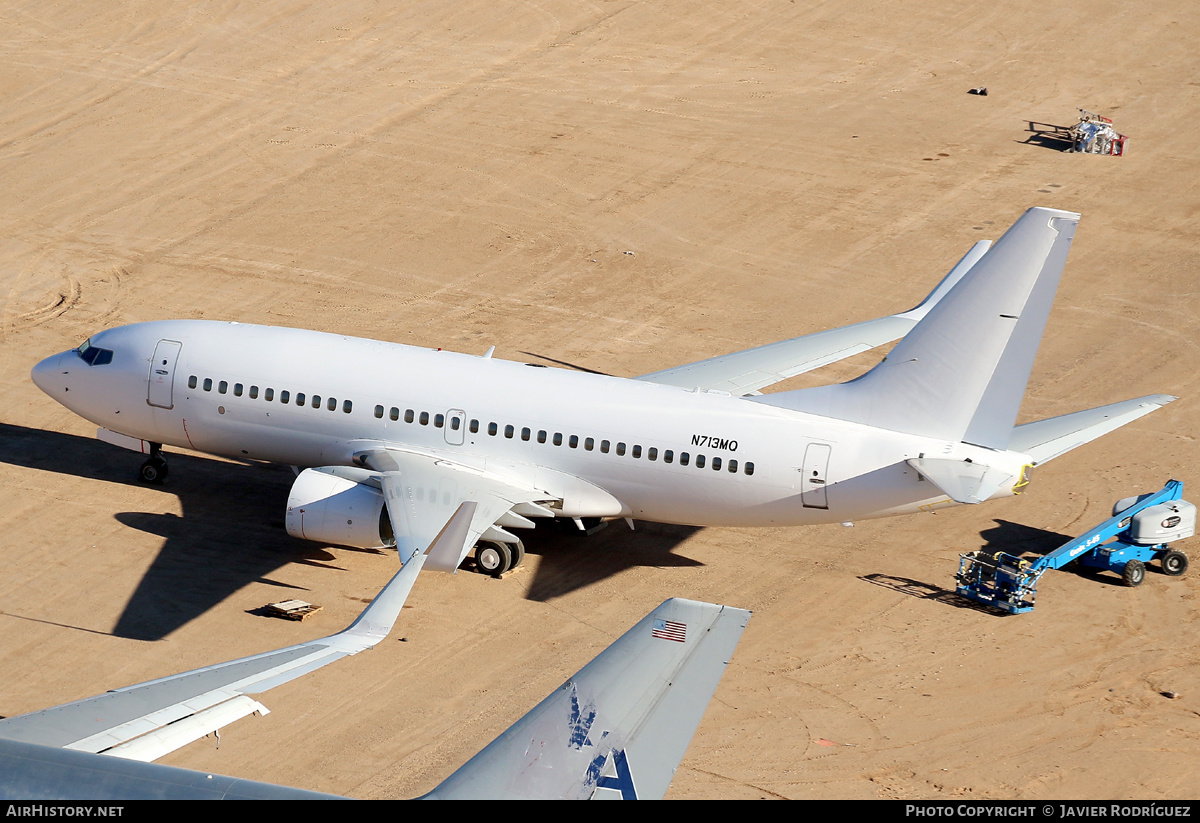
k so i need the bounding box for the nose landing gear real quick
[138,443,168,484]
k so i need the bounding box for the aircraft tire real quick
[139,458,167,484]
[1122,559,1145,587]
[508,539,526,571]
[1161,550,1188,577]
[476,541,512,576]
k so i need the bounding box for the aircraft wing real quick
[354,446,555,573]
[0,597,750,800]
[423,598,752,800]
[1008,394,1177,465]
[635,239,991,394]
[0,545,429,762]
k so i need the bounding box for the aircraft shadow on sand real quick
[0,422,702,640]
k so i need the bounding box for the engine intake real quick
[285,467,395,549]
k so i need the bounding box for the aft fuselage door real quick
[445,409,466,445]
[801,443,831,509]
[147,339,182,409]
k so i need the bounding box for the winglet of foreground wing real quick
[423,598,752,800]
[0,554,425,762]
[635,239,991,395]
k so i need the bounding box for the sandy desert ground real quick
[1,0,1198,800]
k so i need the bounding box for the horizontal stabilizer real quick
[636,240,991,394]
[907,458,1017,504]
[1009,395,1176,465]
[423,599,751,800]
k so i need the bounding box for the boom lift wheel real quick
[1122,559,1145,587]
[475,541,512,576]
[1161,550,1189,576]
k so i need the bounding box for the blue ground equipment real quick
[957,480,1194,614]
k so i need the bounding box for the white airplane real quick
[31,208,1174,575]
[0,514,752,798]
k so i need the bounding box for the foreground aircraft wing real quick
[635,240,991,394]
[355,446,554,573]
[1008,394,1176,465]
[0,598,749,800]
[0,548,426,762]
[423,598,752,800]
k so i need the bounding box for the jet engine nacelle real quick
[285,467,396,549]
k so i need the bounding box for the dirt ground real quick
[1,0,1198,800]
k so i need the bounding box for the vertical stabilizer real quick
[756,208,1080,449]
[422,599,751,800]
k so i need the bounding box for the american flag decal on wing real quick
[652,618,686,642]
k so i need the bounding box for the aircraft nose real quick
[30,351,66,395]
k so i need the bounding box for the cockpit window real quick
[75,339,113,366]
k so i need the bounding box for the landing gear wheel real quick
[139,457,168,484]
[1122,559,1145,587]
[1161,550,1189,577]
[507,539,526,571]
[475,541,512,576]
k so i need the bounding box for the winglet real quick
[422,598,751,800]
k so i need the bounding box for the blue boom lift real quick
[957,480,1194,614]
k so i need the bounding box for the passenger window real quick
[234,383,243,397]
[435,414,445,428]
[345,400,353,413]
[696,454,705,469]
[404,409,414,423]
[218,381,228,394]
[450,415,460,430]
[745,462,755,476]
[553,433,563,446]
[728,459,737,473]
[648,447,658,461]
[569,435,578,448]
[280,390,290,403]
[584,437,594,451]
[419,411,429,425]
[296,392,306,405]
[328,397,337,411]
[664,450,674,464]
[505,424,514,439]
[712,457,722,471]
[469,419,479,433]
[616,442,626,456]
[375,405,385,419]
[265,388,274,401]
[250,386,259,399]
[203,378,212,391]
[311,395,321,408]
[488,422,498,436]
[680,452,690,466]
[537,430,547,444]
[600,440,610,454]
[632,445,642,458]
[188,375,197,389]
[522,427,531,441]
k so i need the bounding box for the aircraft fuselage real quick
[32,320,1030,527]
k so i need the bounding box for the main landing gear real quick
[474,539,525,577]
[138,443,168,484]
